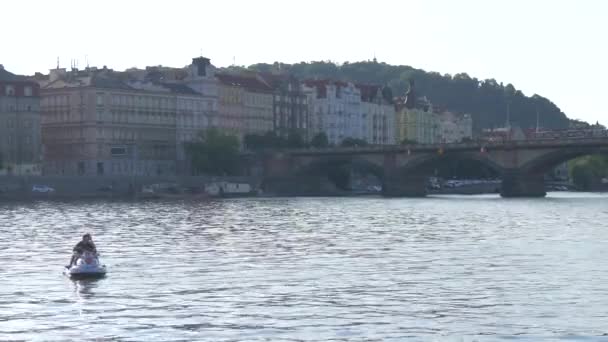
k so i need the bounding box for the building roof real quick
[256,72,290,90]
[160,82,199,95]
[356,84,378,102]
[90,73,134,90]
[216,73,272,92]
[0,67,27,82]
[303,79,349,99]
[39,67,205,96]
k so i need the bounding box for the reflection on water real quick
[72,278,101,297]
[1,192,608,340]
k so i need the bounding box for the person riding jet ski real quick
[67,233,97,268]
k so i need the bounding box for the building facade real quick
[123,57,220,173]
[0,65,42,175]
[357,84,395,145]
[303,80,363,146]
[182,56,219,129]
[216,73,273,141]
[257,73,309,141]
[438,111,473,143]
[395,107,440,144]
[38,66,216,176]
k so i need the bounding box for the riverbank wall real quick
[0,175,261,201]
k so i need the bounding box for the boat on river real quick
[63,251,107,279]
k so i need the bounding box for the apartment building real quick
[303,80,362,146]
[38,66,213,176]
[0,65,41,175]
[257,73,309,140]
[216,73,273,140]
[356,84,395,145]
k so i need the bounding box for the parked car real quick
[32,185,55,193]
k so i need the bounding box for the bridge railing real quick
[240,129,608,156]
[280,135,608,155]
[528,129,608,140]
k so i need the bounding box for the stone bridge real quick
[251,137,608,197]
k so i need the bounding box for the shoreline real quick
[2,189,606,203]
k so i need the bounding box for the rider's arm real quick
[73,242,83,252]
[89,241,97,253]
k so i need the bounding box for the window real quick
[111,147,127,156]
[96,93,104,106]
[24,86,33,97]
[5,85,15,96]
[97,162,104,175]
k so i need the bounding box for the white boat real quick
[64,251,107,278]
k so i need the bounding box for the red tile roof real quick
[355,83,381,102]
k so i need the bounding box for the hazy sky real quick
[2,0,606,124]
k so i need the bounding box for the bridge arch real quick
[520,146,608,175]
[277,154,387,194]
[378,151,505,197]
[398,151,504,176]
[297,157,384,177]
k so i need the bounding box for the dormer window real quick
[5,85,15,96]
[24,86,33,96]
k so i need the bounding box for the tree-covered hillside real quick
[238,60,570,131]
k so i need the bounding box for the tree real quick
[245,60,571,131]
[243,131,284,150]
[569,155,608,190]
[287,129,306,148]
[310,132,329,148]
[401,138,418,145]
[185,128,240,176]
[263,131,285,149]
[243,133,263,151]
[460,137,473,143]
[340,137,368,147]
[570,164,594,190]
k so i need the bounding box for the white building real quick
[303,80,363,145]
[357,84,396,145]
[438,111,473,143]
[123,57,220,174]
[303,80,395,146]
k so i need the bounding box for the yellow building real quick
[395,106,440,144]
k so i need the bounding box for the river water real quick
[1,193,608,341]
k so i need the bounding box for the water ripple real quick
[1,193,608,340]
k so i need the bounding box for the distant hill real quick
[233,60,570,131]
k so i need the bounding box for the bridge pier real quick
[500,170,546,198]
[382,174,427,197]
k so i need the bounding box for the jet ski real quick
[64,251,107,278]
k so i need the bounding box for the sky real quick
[2,0,606,125]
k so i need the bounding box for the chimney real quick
[49,68,67,82]
[0,64,4,70]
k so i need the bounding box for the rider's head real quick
[83,233,92,241]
